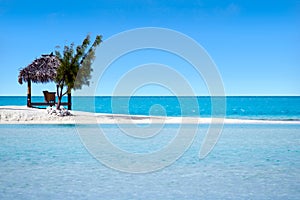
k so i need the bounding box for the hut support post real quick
[27,80,31,107]
[68,91,72,110]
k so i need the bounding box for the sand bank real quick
[0,106,299,124]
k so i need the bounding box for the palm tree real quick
[54,34,102,109]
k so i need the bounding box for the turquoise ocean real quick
[1,96,300,120]
[0,96,300,199]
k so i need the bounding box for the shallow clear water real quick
[0,124,299,199]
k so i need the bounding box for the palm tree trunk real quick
[56,84,63,109]
[67,91,72,110]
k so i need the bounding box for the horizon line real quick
[1,95,299,97]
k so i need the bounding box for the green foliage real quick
[54,34,102,96]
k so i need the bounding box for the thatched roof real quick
[18,53,60,84]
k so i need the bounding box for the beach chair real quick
[43,91,56,104]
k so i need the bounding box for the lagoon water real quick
[0,96,300,199]
[0,124,299,199]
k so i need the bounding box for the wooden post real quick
[68,91,72,110]
[27,80,31,107]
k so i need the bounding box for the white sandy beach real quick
[0,106,299,124]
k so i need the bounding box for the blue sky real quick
[0,0,299,96]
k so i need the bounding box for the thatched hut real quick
[18,53,59,85]
[18,53,71,109]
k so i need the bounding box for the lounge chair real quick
[43,91,56,104]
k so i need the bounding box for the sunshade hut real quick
[18,53,71,109]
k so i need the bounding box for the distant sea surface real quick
[1,96,299,120]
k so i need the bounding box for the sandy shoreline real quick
[0,106,299,125]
